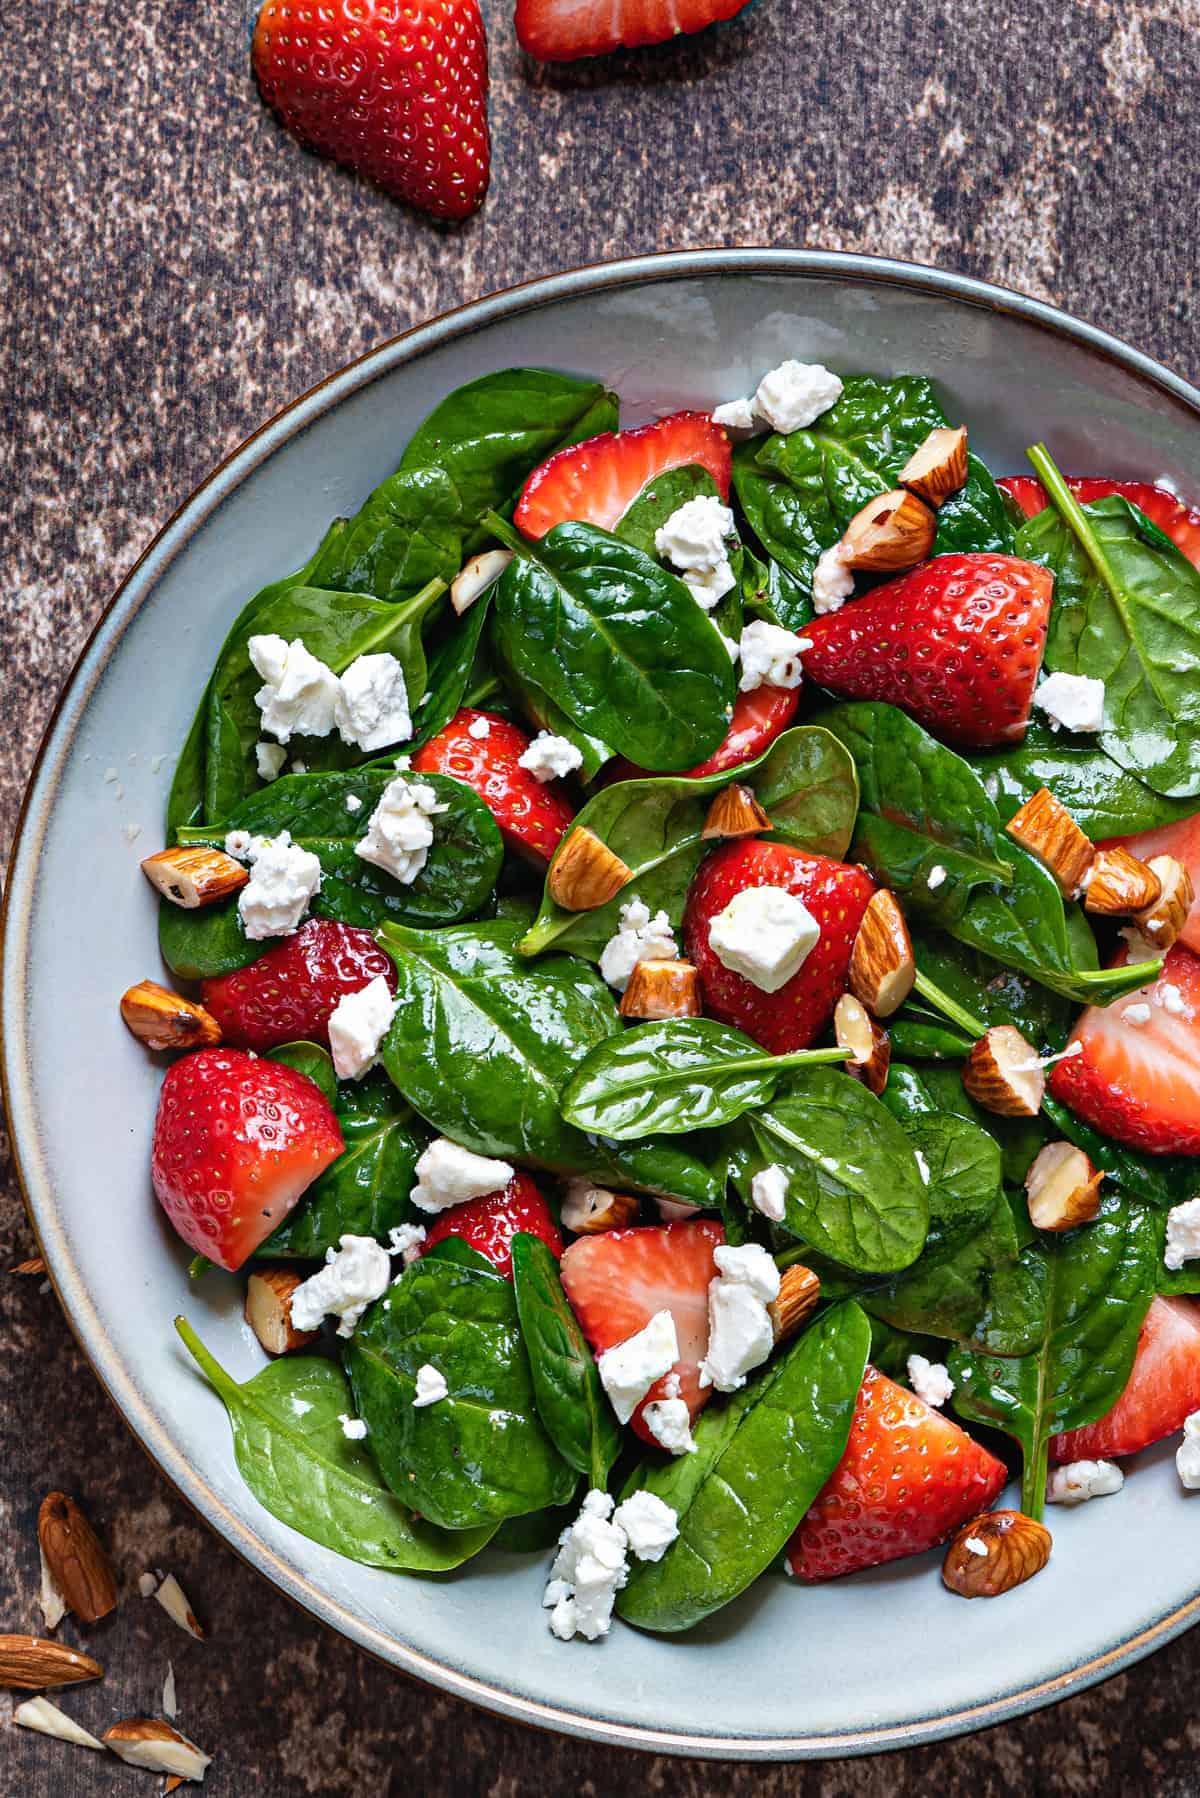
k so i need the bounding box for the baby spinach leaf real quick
[405,590,495,750]
[158,892,259,981]
[487,623,614,780]
[308,466,463,605]
[266,1040,338,1105]
[613,465,724,560]
[616,1303,871,1633]
[175,1318,494,1569]
[741,548,813,633]
[887,1017,974,1060]
[346,1253,576,1530]
[975,719,1197,838]
[887,1061,1049,1188]
[909,929,1075,1051]
[511,1232,620,1489]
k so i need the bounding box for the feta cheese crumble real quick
[413,1363,450,1408]
[907,1354,954,1409]
[597,1310,679,1424]
[354,775,448,885]
[708,885,820,993]
[738,621,810,693]
[224,829,253,861]
[410,1138,514,1214]
[1045,1459,1124,1505]
[237,831,322,940]
[611,1491,680,1562]
[518,731,584,783]
[256,741,287,782]
[1177,1410,1200,1489]
[339,1414,368,1440]
[812,543,854,614]
[711,395,759,431]
[654,496,737,609]
[387,1221,427,1266]
[1123,1003,1152,1028]
[598,896,679,992]
[1035,671,1106,735]
[927,864,947,891]
[699,1243,780,1393]
[1164,1197,1200,1272]
[345,793,363,813]
[327,975,397,1081]
[335,652,412,752]
[544,1490,628,1642]
[1158,981,1188,1016]
[467,714,491,740]
[290,1234,391,1337]
[750,1163,788,1223]
[753,361,843,434]
[248,634,341,743]
[642,1397,697,1456]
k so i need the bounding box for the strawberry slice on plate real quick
[999,477,1200,569]
[151,1048,344,1271]
[515,0,752,63]
[802,553,1053,750]
[411,708,575,865]
[201,918,397,1053]
[559,1219,723,1445]
[419,1171,563,1279]
[1103,812,1200,955]
[1047,943,1200,1154]
[684,839,875,1054]
[787,1365,1007,1581]
[606,684,801,784]
[1051,1297,1200,1463]
[514,412,731,539]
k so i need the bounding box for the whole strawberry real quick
[253,0,490,222]
[201,918,397,1053]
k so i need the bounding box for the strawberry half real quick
[151,1048,344,1271]
[252,0,490,222]
[418,1172,562,1279]
[684,839,875,1054]
[559,1219,724,1445]
[606,684,801,784]
[516,0,751,62]
[1000,477,1200,570]
[786,1366,1007,1581]
[1047,943,1200,1154]
[201,919,397,1053]
[1051,1297,1200,1463]
[411,708,575,864]
[1104,812,1200,956]
[802,553,1053,750]
[514,412,731,540]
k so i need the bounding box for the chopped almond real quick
[1135,855,1195,950]
[701,784,772,841]
[839,488,936,572]
[37,1493,118,1625]
[450,548,512,616]
[560,1180,640,1233]
[1005,788,1093,895]
[103,1718,212,1783]
[1025,1142,1103,1232]
[245,1268,320,1356]
[898,425,969,508]
[769,1264,820,1343]
[619,959,703,1021]
[833,993,890,1095]
[962,1025,1045,1117]
[10,1257,46,1276]
[121,980,222,1052]
[547,827,632,912]
[848,890,915,1018]
[1083,846,1162,918]
[153,1573,205,1641]
[141,846,247,909]
[942,1510,1051,1598]
[13,1696,105,1751]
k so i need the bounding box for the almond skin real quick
[898,425,969,508]
[103,1717,212,1782]
[942,1510,1051,1598]
[701,783,772,841]
[839,488,936,572]
[618,959,703,1020]
[1135,855,1195,950]
[1083,846,1162,918]
[962,1025,1045,1117]
[848,890,915,1018]
[121,980,222,1052]
[548,827,632,912]
[1025,1142,1103,1232]
[0,1635,104,1689]
[769,1264,820,1343]
[37,1493,118,1624]
[1005,788,1093,896]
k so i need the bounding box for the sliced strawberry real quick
[786,1365,1007,1581]
[1051,1297,1200,1463]
[410,708,574,865]
[1047,943,1200,1154]
[1000,477,1200,570]
[418,1172,562,1279]
[1104,812,1200,956]
[802,553,1053,750]
[559,1219,724,1445]
[516,0,751,63]
[606,684,801,784]
[684,839,875,1054]
[200,919,397,1053]
[514,412,731,540]
[151,1048,343,1271]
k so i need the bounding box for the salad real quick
[124,359,1200,1643]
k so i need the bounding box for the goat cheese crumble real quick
[597,1310,679,1424]
[387,1222,427,1265]
[812,543,854,614]
[1177,1411,1200,1490]
[237,831,322,940]
[738,621,811,692]
[334,652,412,752]
[255,741,287,782]
[354,775,448,885]
[1164,1197,1200,1272]
[518,731,584,783]
[699,1243,780,1393]
[611,1491,680,1562]
[907,1354,954,1409]
[544,1487,680,1642]
[753,361,844,434]
[327,975,397,1081]
[1034,671,1106,734]
[750,1163,789,1222]
[708,885,820,993]
[248,634,341,743]
[1045,1459,1124,1504]
[598,896,679,992]
[339,1414,368,1440]
[711,395,759,431]
[642,1397,697,1456]
[413,1364,450,1408]
[410,1139,514,1215]
[290,1234,390,1338]
[654,496,737,609]
[467,714,491,740]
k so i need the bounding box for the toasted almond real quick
[120,980,222,1052]
[769,1264,820,1343]
[0,1635,103,1689]
[103,1718,212,1783]
[1005,788,1094,896]
[560,1179,640,1234]
[141,846,248,910]
[1025,1141,1103,1232]
[547,827,632,912]
[1135,855,1195,950]
[1083,846,1162,918]
[165,1780,187,1795]
[450,548,512,615]
[962,1025,1045,1117]
[619,958,703,1021]
[37,1542,67,1631]
[839,487,936,572]
[898,425,969,508]
[37,1493,118,1625]
[833,993,891,1095]
[154,1573,205,1641]
[13,1696,105,1751]
[942,1510,1051,1598]
[848,890,916,1018]
[245,1268,319,1356]
[10,1256,46,1276]
[700,783,772,841]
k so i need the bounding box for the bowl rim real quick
[6,247,1200,1760]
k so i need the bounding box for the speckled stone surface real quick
[3,0,1200,1790]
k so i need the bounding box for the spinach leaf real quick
[886,1061,1049,1187]
[616,1303,870,1633]
[909,929,1075,1051]
[404,590,494,750]
[266,1040,338,1105]
[975,719,1197,838]
[345,1253,576,1530]
[158,894,259,981]
[487,622,614,780]
[1042,1096,1198,1210]
[888,1017,974,1061]
[511,1232,620,1489]
[175,1319,494,1569]
[740,544,814,632]
[614,465,743,642]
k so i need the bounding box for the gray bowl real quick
[5,251,1200,1760]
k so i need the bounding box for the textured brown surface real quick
[3,0,1200,1790]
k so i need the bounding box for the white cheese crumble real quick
[1158,981,1188,1016]
[1034,671,1106,734]
[327,975,397,1081]
[1045,1459,1124,1505]
[249,634,341,743]
[654,496,737,609]
[963,1535,989,1557]
[545,1489,629,1642]
[354,775,448,886]
[467,714,491,740]
[1177,1410,1200,1489]
[339,1413,369,1440]
[224,828,253,860]
[699,1243,780,1393]
[597,1310,679,1424]
[290,1234,391,1337]
[1123,1003,1152,1027]
[518,731,584,783]
[387,1221,427,1266]
[711,395,759,431]
[1164,1197,1200,1271]
[598,896,679,992]
[642,1396,697,1456]
[413,1363,449,1408]
[708,885,820,993]
[750,1163,788,1222]
[256,740,287,782]
[237,831,322,940]
[410,1138,513,1214]
[812,543,854,614]
[753,361,844,434]
[611,1490,680,1562]
[738,620,811,693]
[335,652,412,751]
[345,792,363,813]
[907,1354,954,1409]
[927,864,947,891]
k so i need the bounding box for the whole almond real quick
[0,1635,103,1689]
[37,1493,118,1624]
[942,1510,1051,1598]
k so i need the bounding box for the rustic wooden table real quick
[4,0,1199,1791]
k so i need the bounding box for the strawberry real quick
[515,0,751,62]
[999,477,1200,570]
[559,1220,724,1445]
[514,412,731,540]
[1103,812,1200,956]
[200,919,397,1053]
[418,1171,563,1278]
[802,554,1053,750]
[683,839,875,1054]
[606,684,801,784]
[410,708,574,864]
[151,1048,343,1271]
[786,1366,1008,1581]
[252,0,490,223]
[1047,943,1200,1154]
[1051,1297,1200,1463]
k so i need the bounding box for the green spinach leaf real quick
[511,1232,620,1489]
[266,1040,338,1105]
[975,718,1197,838]
[158,894,259,981]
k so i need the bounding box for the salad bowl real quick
[5,249,1200,1759]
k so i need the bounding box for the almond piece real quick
[769,1264,820,1344]
[10,1257,46,1276]
[1025,1141,1103,1232]
[450,548,512,616]
[701,783,772,841]
[560,1180,640,1234]
[833,992,891,1095]
[619,959,703,1021]
[141,846,248,909]
[848,889,916,1018]
[245,1268,320,1356]
[1005,788,1094,896]
[37,1493,118,1625]
[13,1696,106,1750]
[154,1573,205,1641]
[0,1635,103,1689]
[121,980,222,1052]
[1083,846,1162,918]
[103,1718,212,1783]
[1135,855,1195,950]
[962,1025,1045,1117]
[547,827,632,912]
[839,488,937,573]
[942,1510,1052,1598]
[898,425,969,508]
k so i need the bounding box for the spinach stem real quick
[1026,443,1119,604]
[481,509,525,554]
[188,1254,210,1281]
[912,969,986,1040]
